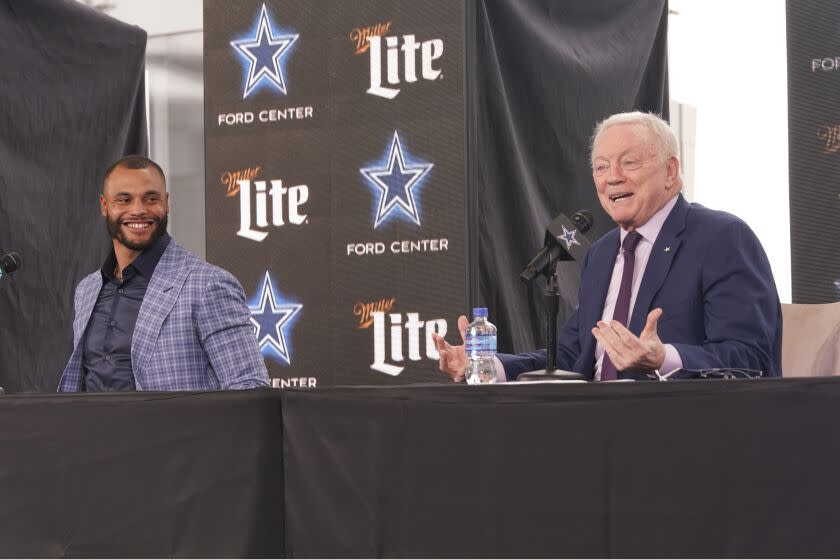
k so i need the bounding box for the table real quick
[3,378,840,557]
[281,378,840,557]
[0,390,285,557]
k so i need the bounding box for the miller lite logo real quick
[817,123,840,155]
[236,178,309,242]
[221,166,261,197]
[350,21,392,55]
[367,34,444,99]
[369,311,447,376]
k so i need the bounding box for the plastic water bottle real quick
[465,307,498,384]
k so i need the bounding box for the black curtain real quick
[471,0,669,353]
[0,0,147,393]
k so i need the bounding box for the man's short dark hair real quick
[103,155,166,188]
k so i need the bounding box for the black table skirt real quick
[282,379,840,557]
[0,390,285,558]
[3,378,840,557]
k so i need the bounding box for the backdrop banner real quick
[203,0,669,387]
[0,0,147,393]
[204,0,468,387]
[787,0,840,303]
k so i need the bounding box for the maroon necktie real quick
[600,231,643,381]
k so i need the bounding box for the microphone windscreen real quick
[571,210,593,233]
[0,251,22,274]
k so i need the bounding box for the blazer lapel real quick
[628,195,689,334]
[73,275,102,348]
[578,229,621,346]
[131,242,191,381]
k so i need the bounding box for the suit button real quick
[110,321,116,327]
[105,355,111,361]
[118,289,124,294]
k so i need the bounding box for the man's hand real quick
[431,315,469,382]
[591,308,666,373]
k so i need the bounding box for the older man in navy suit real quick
[58,155,269,392]
[434,111,782,381]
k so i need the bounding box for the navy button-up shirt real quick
[82,234,171,392]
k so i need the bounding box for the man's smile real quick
[122,220,155,231]
[608,192,634,203]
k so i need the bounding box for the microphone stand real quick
[516,264,585,382]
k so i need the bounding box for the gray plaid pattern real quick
[58,241,269,391]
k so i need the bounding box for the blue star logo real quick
[360,131,433,229]
[230,3,298,99]
[559,225,581,250]
[248,272,302,365]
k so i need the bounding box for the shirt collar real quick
[101,232,171,281]
[619,194,679,246]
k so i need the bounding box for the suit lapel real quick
[73,275,102,348]
[131,242,192,380]
[628,195,689,334]
[580,229,620,346]
[572,230,620,379]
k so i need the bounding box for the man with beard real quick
[58,155,269,391]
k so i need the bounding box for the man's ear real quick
[99,194,107,217]
[664,156,680,189]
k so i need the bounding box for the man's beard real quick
[106,214,168,251]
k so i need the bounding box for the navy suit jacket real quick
[498,195,783,380]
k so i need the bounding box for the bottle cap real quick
[472,307,488,318]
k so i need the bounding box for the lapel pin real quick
[664,247,671,253]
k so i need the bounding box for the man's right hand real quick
[432,315,469,382]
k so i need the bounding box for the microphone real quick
[0,250,22,284]
[570,210,593,233]
[520,210,593,282]
[516,211,592,382]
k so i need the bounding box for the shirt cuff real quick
[661,344,683,376]
[494,355,507,383]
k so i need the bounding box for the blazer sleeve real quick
[57,276,92,392]
[671,219,782,377]
[195,269,270,389]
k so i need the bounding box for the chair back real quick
[781,301,840,377]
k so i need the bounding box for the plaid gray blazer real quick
[58,240,270,391]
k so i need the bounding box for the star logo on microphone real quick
[559,225,581,250]
[230,3,298,98]
[360,131,433,228]
[249,272,302,365]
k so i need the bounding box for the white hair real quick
[590,111,679,165]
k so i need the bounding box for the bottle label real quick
[465,335,497,354]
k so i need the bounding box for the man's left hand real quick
[591,308,666,373]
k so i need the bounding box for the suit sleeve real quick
[57,277,91,392]
[195,270,270,389]
[671,220,782,377]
